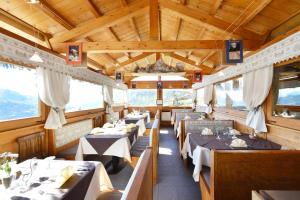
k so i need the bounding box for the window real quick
[214,77,246,110]
[0,63,39,121]
[163,89,193,106]
[113,88,126,105]
[65,79,104,112]
[272,62,300,119]
[128,89,157,106]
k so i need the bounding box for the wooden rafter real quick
[0,8,48,41]
[168,52,213,74]
[50,0,148,43]
[209,0,223,15]
[52,40,261,53]
[87,58,105,70]
[150,0,160,40]
[187,27,206,59]
[118,52,153,68]
[159,0,262,40]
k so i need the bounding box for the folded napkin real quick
[122,127,131,133]
[127,123,136,128]
[91,127,105,134]
[229,129,241,135]
[142,113,148,117]
[230,138,247,148]
[201,128,213,135]
[103,123,114,128]
[54,166,74,188]
[197,117,203,120]
[184,115,191,120]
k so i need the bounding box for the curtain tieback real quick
[53,107,60,113]
[253,105,261,113]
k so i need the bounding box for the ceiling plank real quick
[119,52,154,68]
[235,0,272,26]
[50,0,148,43]
[187,27,206,59]
[53,40,260,53]
[159,0,262,40]
[0,8,47,41]
[150,0,160,40]
[34,0,74,30]
[168,52,213,74]
[210,0,223,15]
[87,58,105,70]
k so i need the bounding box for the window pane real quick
[163,89,193,106]
[128,89,157,106]
[0,63,39,121]
[273,64,300,119]
[65,79,103,112]
[113,88,125,105]
[215,77,246,110]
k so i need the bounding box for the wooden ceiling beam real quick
[150,0,160,40]
[118,52,153,68]
[87,58,105,70]
[209,0,223,15]
[50,0,148,43]
[52,40,260,53]
[0,8,47,41]
[159,0,262,40]
[168,52,213,74]
[236,0,272,26]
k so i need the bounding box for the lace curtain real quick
[203,85,214,114]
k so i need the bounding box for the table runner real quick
[0,159,112,200]
[182,133,281,182]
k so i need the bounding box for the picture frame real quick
[66,43,82,65]
[193,71,202,82]
[225,40,243,64]
[131,82,136,89]
[157,81,163,89]
[115,71,123,82]
[156,99,163,105]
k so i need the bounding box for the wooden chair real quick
[200,150,300,200]
[17,132,46,162]
[97,148,153,200]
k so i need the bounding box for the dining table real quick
[124,112,149,124]
[0,159,112,200]
[182,133,282,182]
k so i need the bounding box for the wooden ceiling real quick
[0,0,300,75]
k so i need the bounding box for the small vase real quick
[2,175,13,189]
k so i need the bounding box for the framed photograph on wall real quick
[131,82,136,89]
[66,43,82,65]
[157,81,163,89]
[156,99,163,105]
[225,40,243,64]
[193,71,202,82]
[115,71,123,82]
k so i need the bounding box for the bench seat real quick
[130,136,149,157]
[56,143,79,160]
[145,122,154,129]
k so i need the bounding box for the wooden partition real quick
[201,150,300,200]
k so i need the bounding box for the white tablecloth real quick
[75,137,132,162]
[136,119,146,136]
[181,133,211,182]
[0,159,113,200]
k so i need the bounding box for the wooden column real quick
[149,0,159,40]
[157,75,163,112]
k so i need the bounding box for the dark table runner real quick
[189,134,281,153]
[62,162,95,200]
[85,126,139,156]
[125,115,147,124]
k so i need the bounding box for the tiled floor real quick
[154,127,201,200]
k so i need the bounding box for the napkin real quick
[197,117,204,120]
[91,127,105,134]
[103,123,114,128]
[201,128,213,135]
[54,165,74,188]
[184,115,191,120]
[122,127,131,133]
[229,129,241,135]
[127,123,136,128]
[230,138,247,148]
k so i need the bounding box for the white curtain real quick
[192,89,197,109]
[36,67,70,129]
[104,85,114,121]
[203,85,213,114]
[243,65,273,133]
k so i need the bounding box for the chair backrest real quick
[184,119,234,135]
[149,118,159,184]
[17,132,46,162]
[174,112,207,133]
[171,109,193,123]
[122,148,153,200]
[211,150,300,200]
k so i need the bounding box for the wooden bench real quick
[200,150,300,200]
[130,116,160,184]
[97,148,153,200]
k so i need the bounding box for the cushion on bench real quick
[96,190,123,200]
[130,136,149,157]
[201,166,211,190]
[145,122,154,129]
[56,143,79,159]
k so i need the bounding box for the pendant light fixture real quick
[26,0,40,4]
[29,23,44,63]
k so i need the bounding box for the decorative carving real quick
[131,59,184,73]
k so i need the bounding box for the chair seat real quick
[201,166,211,190]
[145,122,154,129]
[130,136,149,157]
[97,190,123,200]
[56,144,79,160]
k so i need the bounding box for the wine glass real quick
[216,128,221,140]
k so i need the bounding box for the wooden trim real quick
[65,108,105,119]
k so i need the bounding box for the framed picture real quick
[193,71,202,82]
[183,81,189,88]
[157,81,163,89]
[225,40,243,64]
[156,99,163,105]
[131,82,136,89]
[115,71,123,82]
[66,43,82,65]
